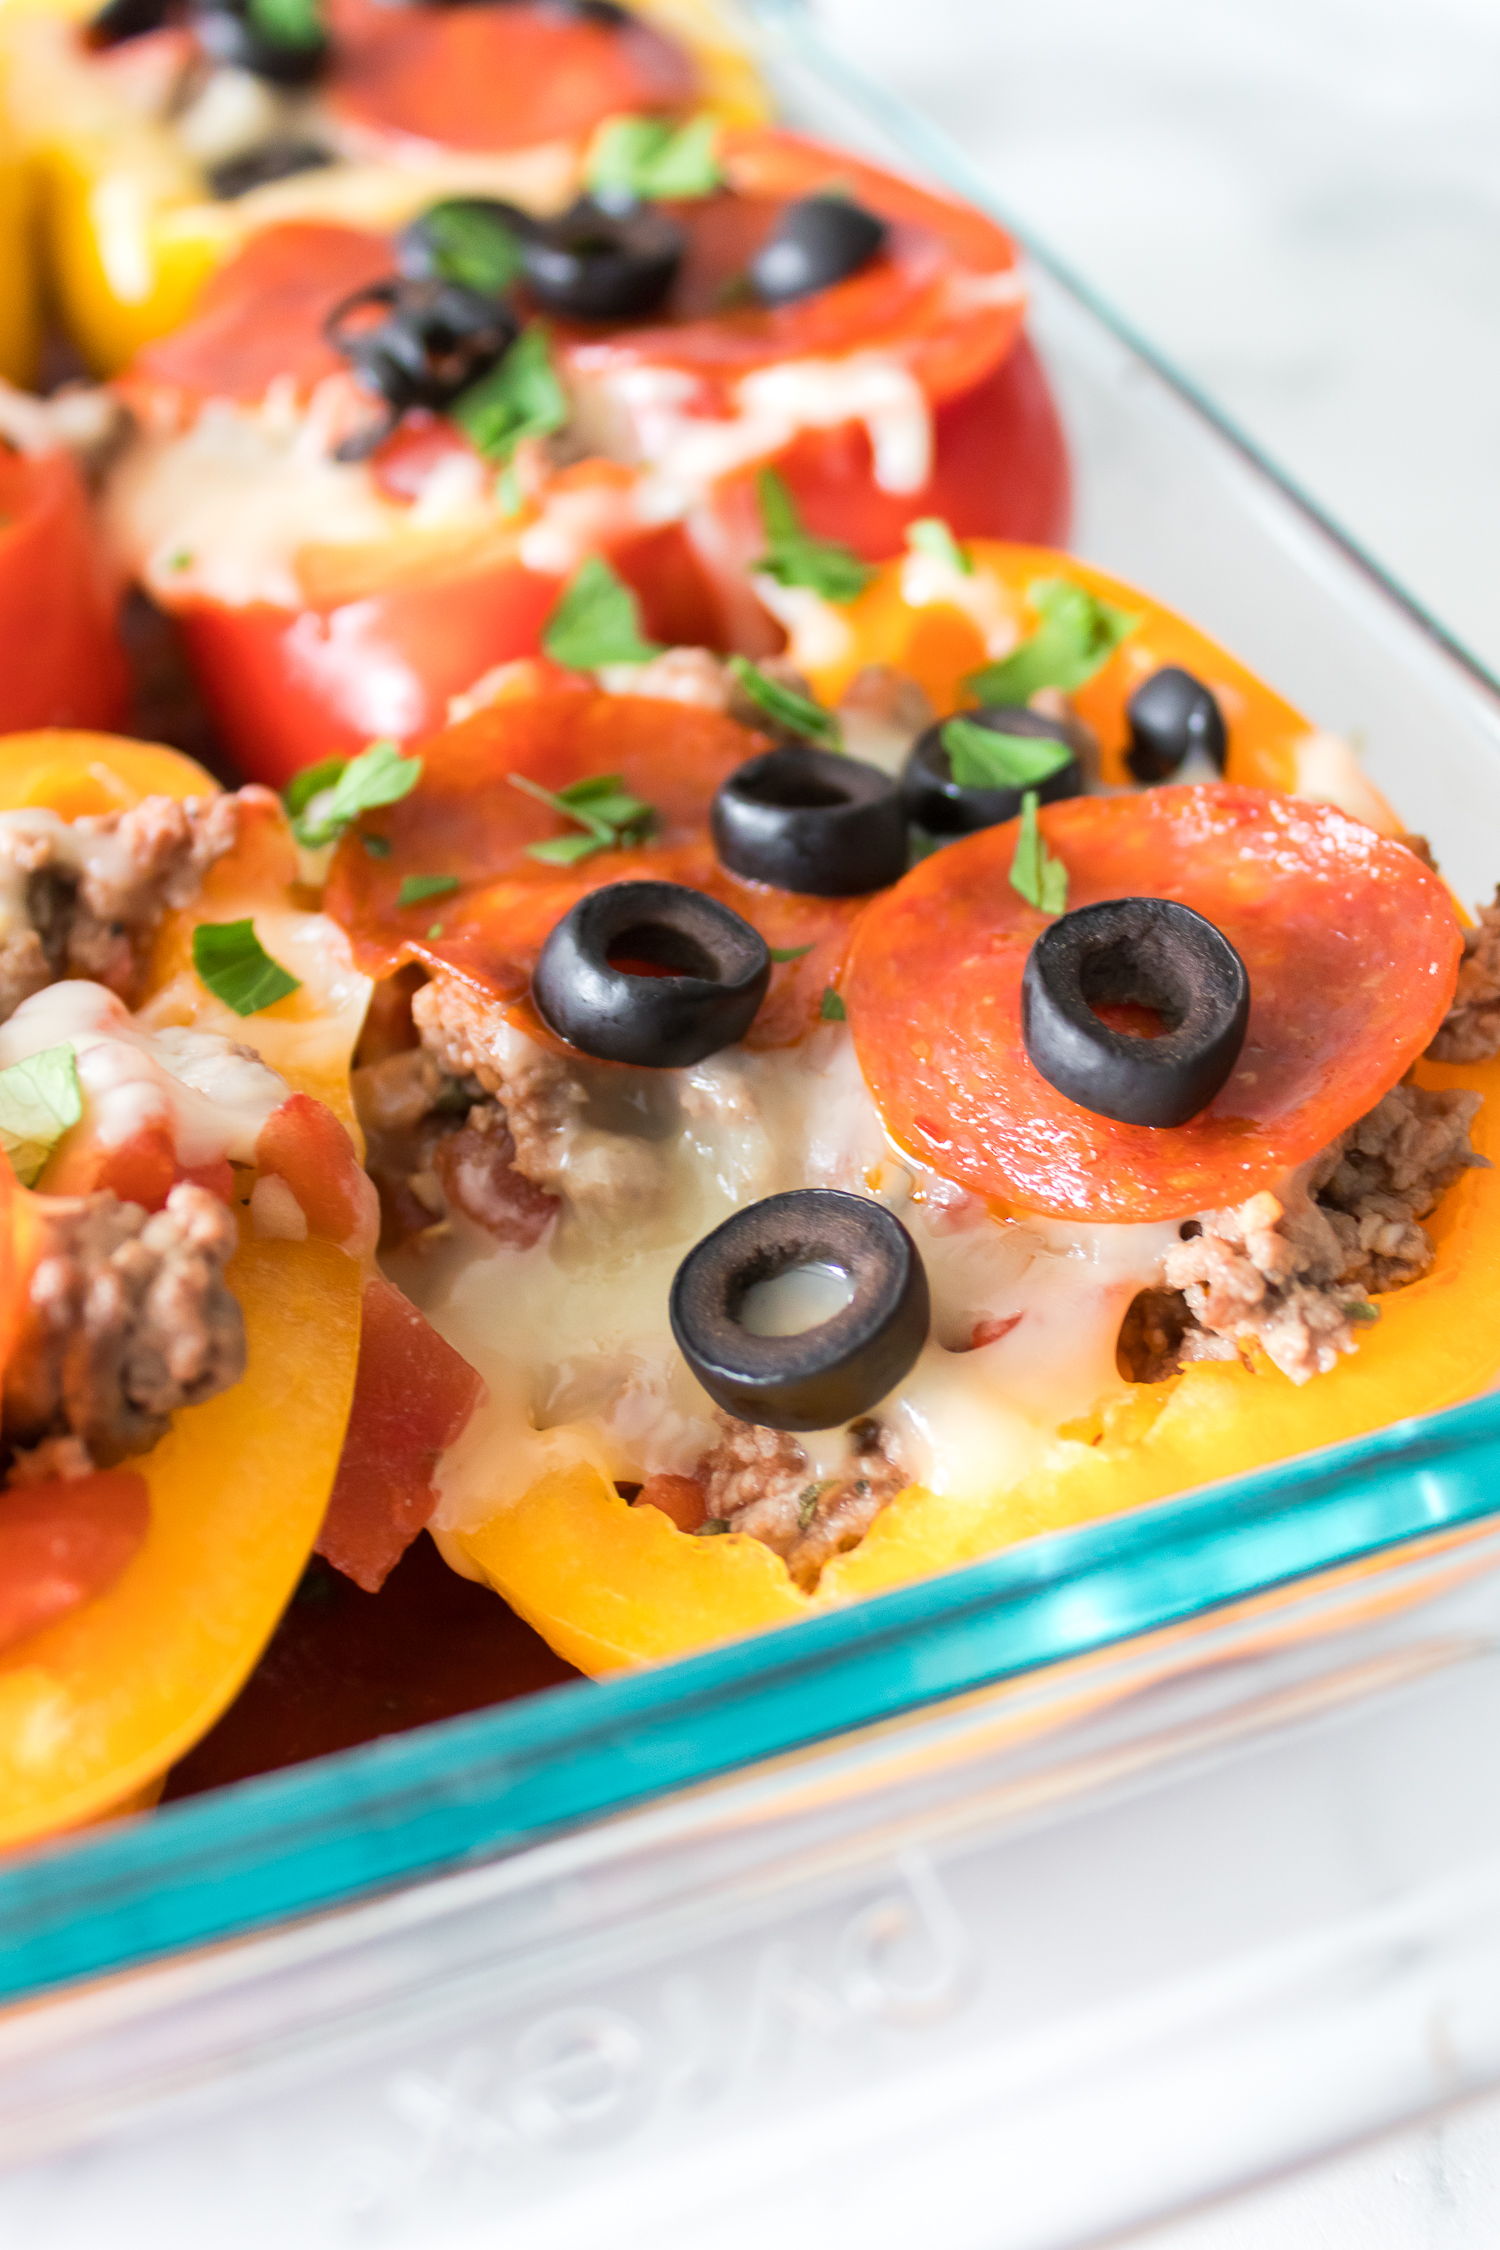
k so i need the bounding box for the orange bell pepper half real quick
[0,732,367,1848]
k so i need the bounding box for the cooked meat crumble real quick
[4,1183,245,1475]
[0,790,253,1024]
[696,1411,908,1592]
[1122,1080,1487,1386]
[1428,887,1500,1064]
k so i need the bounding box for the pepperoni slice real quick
[845,785,1463,1222]
[325,689,864,1049]
[324,0,698,156]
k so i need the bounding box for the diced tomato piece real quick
[0,448,128,733]
[256,1093,379,1256]
[635,1474,707,1533]
[847,784,1465,1222]
[316,1275,485,1592]
[0,1471,150,1657]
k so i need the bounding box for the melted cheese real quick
[401,1025,1178,1540]
[0,980,289,1166]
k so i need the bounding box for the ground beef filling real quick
[0,790,252,1024]
[1119,1080,1487,1386]
[1428,887,1500,1064]
[4,1183,245,1479]
[670,1412,907,1594]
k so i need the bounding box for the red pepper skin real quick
[0,449,127,733]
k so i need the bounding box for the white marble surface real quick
[812,0,1500,679]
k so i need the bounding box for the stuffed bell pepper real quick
[291,541,1500,1673]
[100,126,1068,783]
[2,0,763,371]
[0,724,379,1846]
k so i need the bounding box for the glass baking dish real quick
[6,0,1500,2128]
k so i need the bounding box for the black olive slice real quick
[192,0,330,85]
[208,140,335,201]
[531,881,770,1067]
[86,0,171,48]
[712,747,907,897]
[670,1188,930,1430]
[518,198,685,322]
[900,704,1082,838]
[1126,666,1227,782]
[324,277,518,458]
[1021,897,1250,1129]
[750,194,889,308]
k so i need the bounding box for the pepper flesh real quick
[0,732,366,1845]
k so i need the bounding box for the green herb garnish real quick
[246,0,323,48]
[966,577,1138,704]
[284,740,422,850]
[510,770,656,866]
[397,873,460,908]
[542,555,661,670]
[940,715,1072,791]
[450,323,567,466]
[796,1482,827,1532]
[1008,791,1068,915]
[727,655,840,749]
[415,199,524,295]
[166,547,193,573]
[1348,1300,1382,1325]
[820,986,847,1023]
[907,516,972,575]
[192,920,302,1017]
[769,942,814,963]
[427,923,445,939]
[0,1044,81,1187]
[362,833,392,859]
[585,112,723,202]
[695,1517,732,1536]
[754,468,874,605]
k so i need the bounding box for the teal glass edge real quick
[5,1388,1500,2007]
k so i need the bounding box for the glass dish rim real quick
[8,0,1500,2010]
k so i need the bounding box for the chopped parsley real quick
[192,920,303,1017]
[166,547,193,573]
[542,554,662,670]
[361,833,392,859]
[427,922,445,939]
[1348,1300,1382,1324]
[415,199,524,296]
[796,1482,827,1532]
[449,323,566,466]
[246,0,323,49]
[820,986,847,1022]
[0,1044,81,1187]
[754,468,874,604]
[940,715,1072,791]
[769,941,814,963]
[585,112,723,203]
[397,873,460,908]
[284,740,422,850]
[727,654,840,749]
[1007,791,1068,916]
[907,516,972,575]
[695,1517,732,1536]
[509,770,656,866]
[966,577,1138,704]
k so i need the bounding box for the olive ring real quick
[670,1188,931,1430]
[1021,896,1250,1129]
[900,704,1082,839]
[531,880,771,1067]
[712,746,908,896]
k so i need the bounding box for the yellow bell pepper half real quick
[1,0,770,375]
[452,564,1500,1675]
[0,731,366,1848]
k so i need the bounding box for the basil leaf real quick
[542,555,661,669]
[586,112,722,203]
[769,942,814,963]
[416,199,524,295]
[0,1044,82,1188]
[193,921,303,1017]
[397,873,460,908]
[727,655,840,749]
[247,0,322,48]
[754,468,874,604]
[289,740,422,849]
[941,716,1072,791]
[449,324,566,465]
[907,516,972,575]
[1008,791,1068,916]
[967,578,1138,704]
[283,756,346,821]
[509,768,656,865]
[819,986,847,1022]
